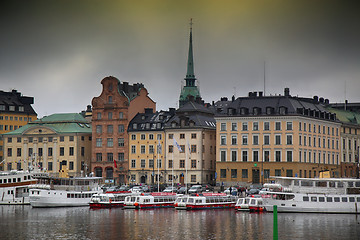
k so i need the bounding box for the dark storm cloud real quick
[0,0,359,117]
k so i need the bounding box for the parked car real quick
[250,183,263,189]
[163,186,177,193]
[188,185,203,194]
[141,185,152,192]
[247,188,260,195]
[224,187,238,195]
[119,185,130,191]
[105,185,121,192]
[177,187,187,194]
[130,186,144,193]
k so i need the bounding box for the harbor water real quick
[1,205,359,240]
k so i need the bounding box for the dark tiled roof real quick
[0,90,37,115]
[128,110,174,132]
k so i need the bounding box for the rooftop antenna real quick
[344,81,347,110]
[263,61,266,96]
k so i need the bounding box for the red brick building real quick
[91,76,155,184]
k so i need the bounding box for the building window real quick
[118,125,124,133]
[149,134,154,140]
[168,160,173,168]
[168,145,173,153]
[131,146,136,154]
[107,125,113,134]
[141,145,146,154]
[69,147,74,156]
[242,135,248,145]
[191,133,197,139]
[140,159,146,168]
[131,159,136,168]
[286,122,293,130]
[180,134,185,139]
[108,112,113,119]
[275,122,281,131]
[149,159,154,168]
[48,162,53,171]
[168,134,173,139]
[149,145,154,154]
[191,160,196,168]
[59,136,64,142]
[17,148,21,157]
[96,138,102,147]
[220,150,226,162]
[107,138,113,147]
[286,135,293,145]
[220,123,226,131]
[242,122,248,131]
[253,150,259,162]
[131,134,136,140]
[48,148,53,157]
[264,135,270,145]
[220,169,227,178]
[264,122,270,131]
[141,134,146,140]
[69,162,74,170]
[118,138,124,147]
[242,169,248,178]
[191,145,196,153]
[286,169,293,177]
[253,122,259,131]
[231,169,237,178]
[191,175,196,182]
[253,135,259,145]
[275,169,281,176]
[231,150,237,162]
[264,150,270,162]
[275,151,281,162]
[60,147,64,156]
[231,135,237,145]
[242,151,248,162]
[97,113,101,119]
[180,160,185,168]
[221,135,227,145]
[231,123,237,131]
[275,135,281,145]
[287,151,293,162]
[118,153,124,161]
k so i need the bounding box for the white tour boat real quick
[263,176,360,213]
[124,192,177,209]
[29,175,102,207]
[174,195,189,210]
[184,193,237,210]
[0,170,38,205]
[89,191,133,209]
[235,197,251,211]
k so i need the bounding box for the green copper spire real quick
[185,18,196,85]
[179,19,201,107]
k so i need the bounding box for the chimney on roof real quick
[232,95,235,102]
[345,100,348,111]
[258,91,263,97]
[325,99,329,105]
[284,88,290,97]
[221,97,228,101]
[319,97,324,103]
[313,96,319,103]
[253,91,257,97]
[248,92,252,97]
[169,108,176,115]
[123,82,129,93]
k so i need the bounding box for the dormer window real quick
[18,106,24,112]
[157,123,161,129]
[108,96,113,103]
[240,107,248,115]
[108,84,113,91]
[253,107,261,115]
[9,106,15,111]
[189,121,195,127]
[133,123,137,129]
[146,123,150,129]
[0,105,4,111]
[171,122,177,128]
[266,107,274,115]
[279,107,287,115]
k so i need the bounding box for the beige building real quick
[164,102,216,185]
[215,89,341,186]
[2,113,92,177]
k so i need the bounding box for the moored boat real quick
[184,193,237,210]
[174,195,189,210]
[0,170,38,205]
[29,175,102,207]
[248,197,266,212]
[124,192,177,209]
[90,191,133,209]
[235,197,251,211]
[263,176,360,213]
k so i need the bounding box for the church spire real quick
[185,18,196,86]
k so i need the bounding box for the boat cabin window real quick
[294,180,300,186]
[311,197,317,202]
[250,199,256,205]
[303,196,309,202]
[315,181,327,187]
[342,197,348,202]
[326,197,332,202]
[348,182,354,187]
[355,182,360,187]
[349,197,355,202]
[188,198,194,203]
[195,199,202,203]
[17,178,21,182]
[301,181,312,187]
[329,182,336,187]
[334,197,340,202]
[319,197,325,202]
[357,197,360,202]
[337,182,344,188]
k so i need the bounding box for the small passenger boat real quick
[184,193,237,210]
[174,195,189,210]
[0,170,38,205]
[235,197,251,211]
[124,192,177,209]
[248,197,266,212]
[89,192,133,209]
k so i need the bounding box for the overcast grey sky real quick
[1,0,359,118]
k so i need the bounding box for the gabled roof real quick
[3,113,91,135]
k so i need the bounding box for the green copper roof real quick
[3,113,91,135]
[327,107,360,124]
[185,24,195,81]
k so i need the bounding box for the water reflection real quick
[1,206,359,240]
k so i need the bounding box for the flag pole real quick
[157,141,160,192]
[172,149,174,191]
